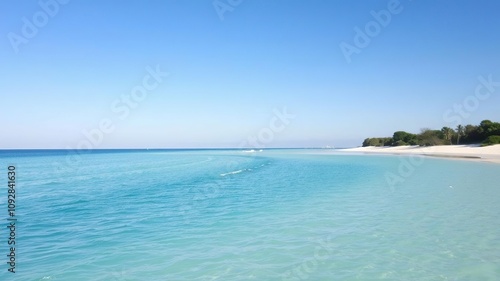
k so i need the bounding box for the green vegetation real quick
[362,137,392,147]
[362,120,500,147]
[482,135,500,146]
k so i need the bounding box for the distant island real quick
[362,120,500,147]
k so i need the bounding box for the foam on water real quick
[220,169,245,177]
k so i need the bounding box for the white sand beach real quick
[338,145,500,164]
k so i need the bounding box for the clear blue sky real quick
[1,0,500,148]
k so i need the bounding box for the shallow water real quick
[1,149,499,280]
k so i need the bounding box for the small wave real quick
[242,149,264,153]
[220,169,244,177]
[24,179,63,187]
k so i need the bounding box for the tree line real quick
[362,120,500,147]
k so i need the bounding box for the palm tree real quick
[456,125,464,145]
[441,127,454,145]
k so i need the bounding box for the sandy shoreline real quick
[337,144,500,164]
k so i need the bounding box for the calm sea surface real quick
[1,149,499,280]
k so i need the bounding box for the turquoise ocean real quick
[1,149,499,280]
